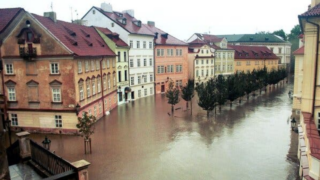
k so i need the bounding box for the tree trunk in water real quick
[247,94,249,100]
[260,89,262,95]
[207,111,210,118]
[171,105,174,114]
[186,101,189,109]
[191,101,193,115]
[219,106,222,112]
[215,107,216,114]
[239,98,241,104]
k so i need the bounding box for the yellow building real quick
[296,0,320,179]
[229,45,279,73]
[292,44,304,119]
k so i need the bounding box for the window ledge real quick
[5,74,15,76]
[8,101,18,103]
[80,99,85,102]
[87,96,92,98]
[51,101,62,104]
[50,74,61,76]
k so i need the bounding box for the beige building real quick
[295,0,320,179]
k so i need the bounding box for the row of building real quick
[0,3,291,133]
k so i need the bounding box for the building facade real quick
[0,11,116,133]
[95,27,130,105]
[295,0,320,179]
[216,34,291,70]
[82,3,155,100]
[229,45,279,73]
[145,21,188,93]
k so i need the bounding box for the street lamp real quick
[75,103,81,116]
[291,118,297,131]
[42,136,51,150]
[4,117,11,145]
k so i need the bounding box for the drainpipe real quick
[100,57,105,116]
[0,43,7,121]
[306,18,319,116]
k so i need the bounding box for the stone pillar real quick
[16,131,31,160]
[71,160,90,180]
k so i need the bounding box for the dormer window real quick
[133,20,141,27]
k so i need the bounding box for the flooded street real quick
[26,82,297,180]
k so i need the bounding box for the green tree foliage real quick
[166,81,180,113]
[273,29,287,41]
[226,75,238,106]
[181,80,194,110]
[215,75,227,111]
[76,112,96,140]
[196,78,217,117]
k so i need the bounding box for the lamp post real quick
[291,118,297,131]
[42,136,51,150]
[4,118,11,145]
[75,103,81,116]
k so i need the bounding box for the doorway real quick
[161,85,165,93]
[131,91,135,99]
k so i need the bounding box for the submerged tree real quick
[166,81,180,114]
[196,78,217,118]
[181,80,194,113]
[215,75,227,111]
[76,112,96,154]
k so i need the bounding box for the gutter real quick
[306,18,319,116]
[100,57,105,116]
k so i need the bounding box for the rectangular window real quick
[50,63,59,74]
[118,52,121,62]
[86,80,91,97]
[6,64,14,74]
[97,79,101,93]
[11,114,18,126]
[157,49,161,56]
[149,58,152,66]
[103,76,107,90]
[112,59,115,67]
[137,59,141,67]
[107,60,110,68]
[196,70,199,77]
[150,74,153,82]
[175,80,182,87]
[279,48,282,54]
[99,103,102,114]
[237,62,241,66]
[157,66,164,74]
[137,41,140,48]
[96,60,100,70]
[55,115,62,128]
[130,41,133,48]
[108,76,111,89]
[79,84,84,100]
[201,70,204,76]
[85,61,89,72]
[317,112,320,129]
[52,88,61,102]
[94,106,97,117]
[124,52,127,62]
[143,41,146,48]
[176,65,182,72]
[149,42,152,49]
[196,60,198,65]
[161,49,164,56]
[8,87,16,101]
[138,76,141,84]
[130,59,134,67]
[144,59,147,66]
[91,60,95,71]
[125,70,128,81]
[118,71,121,82]
[131,77,134,85]
[167,65,174,73]
[143,75,147,83]
[92,80,96,95]
[201,60,204,64]
[144,89,147,96]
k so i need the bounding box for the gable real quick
[1,13,72,58]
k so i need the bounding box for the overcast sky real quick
[0,0,310,41]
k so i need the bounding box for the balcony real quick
[19,47,37,60]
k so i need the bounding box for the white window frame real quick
[78,61,82,73]
[6,64,14,74]
[52,87,61,102]
[55,115,62,128]
[11,114,18,126]
[50,62,59,74]
[8,87,16,101]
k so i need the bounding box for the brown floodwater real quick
[18,81,297,180]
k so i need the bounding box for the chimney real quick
[311,0,320,7]
[44,12,57,22]
[122,9,134,17]
[101,2,113,12]
[147,21,155,27]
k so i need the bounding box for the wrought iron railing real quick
[6,140,20,165]
[30,140,77,176]
[19,47,37,59]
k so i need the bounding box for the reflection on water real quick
[27,82,297,180]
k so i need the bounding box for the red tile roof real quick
[94,7,154,36]
[293,46,304,55]
[32,13,115,57]
[302,112,320,160]
[145,25,187,46]
[201,34,224,43]
[95,26,129,47]
[300,3,320,17]
[228,45,278,59]
[188,39,220,49]
[0,8,24,33]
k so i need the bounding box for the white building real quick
[82,3,155,100]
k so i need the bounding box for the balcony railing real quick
[19,47,37,60]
